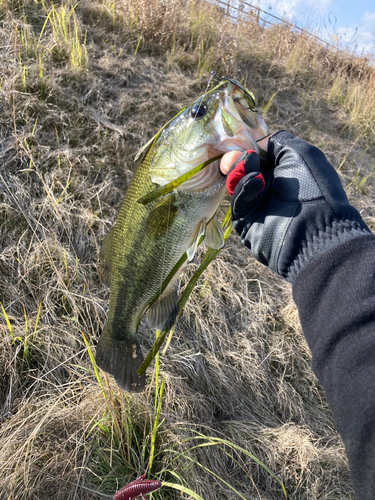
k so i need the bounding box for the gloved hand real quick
[221,131,371,283]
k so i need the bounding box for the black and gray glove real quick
[226,131,371,283]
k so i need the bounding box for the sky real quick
[255,0,375,55]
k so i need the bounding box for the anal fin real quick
[146,284,178,330]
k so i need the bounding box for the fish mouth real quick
[211,88,261,152]
[150,82,268,192]
[179,87,260,192]
[221,112,235,138]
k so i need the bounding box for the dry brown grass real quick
[0,0,374,498]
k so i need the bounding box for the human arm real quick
[220,131,375,498]
[293,232,375,498]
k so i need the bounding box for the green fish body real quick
[96,80,269,392]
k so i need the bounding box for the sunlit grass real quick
[0,0,372,498]
[46,1,87,69]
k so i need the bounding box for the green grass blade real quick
[143,253,187,326]
[165,432,287,499]
[183,432,287,499]
[133,36,141,57]
[263,91,279,115]
[148,328,160,474]
[81,331,106,399]
[161,482,205,500]
[22,304,29,362]
[164,451,248,500]
[22,304,28,336]
[148,377,165,474]
[148,327,166,475]
[38,11,51,43]
[136,154,224,205]
[33,301,42,336]
[161,324,175,355]
[1,302,13,341]
[137,247,217,376]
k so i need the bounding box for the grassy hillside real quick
[0,0,374,498]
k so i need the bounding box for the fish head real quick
[149,80,269,188]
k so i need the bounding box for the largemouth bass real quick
[96,78,269,392]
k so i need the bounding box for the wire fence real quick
[207,0,349,54]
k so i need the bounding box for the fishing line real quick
[207,71,258,110]
[256,135,271,143]
[176,69,220,153]
[205,69,220,94]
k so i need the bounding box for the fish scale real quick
[95,80,269,392]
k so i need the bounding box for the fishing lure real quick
[113,474,162,500]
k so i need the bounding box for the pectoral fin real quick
[204,217,224,249]
[146,194,180,237]
[186,220,206,261]
[97,227,114,286]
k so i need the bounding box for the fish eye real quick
[191,103,206,119]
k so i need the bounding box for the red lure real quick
[113,474,162,500]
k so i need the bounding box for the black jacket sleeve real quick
[292,234,375,498]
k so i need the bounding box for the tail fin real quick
[95,325,145,392]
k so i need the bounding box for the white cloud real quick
[355,31,375,55]
[256,0,305,20]
[335,11,375,55]
[305,0,332,12]
[362,11,375,27]
[257,0,333,25]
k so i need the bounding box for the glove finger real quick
[231,171,265,219]
[226,150,260,196]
